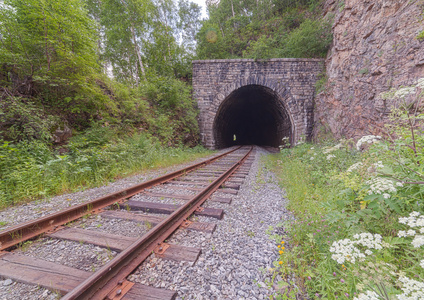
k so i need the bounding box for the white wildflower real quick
[398,230,407,238]
[396,182,404,187]
[327,154,336,160]
[397,276,424,300]
[356,135,382,151]
[383,193,391,199]
[347,162,363,173]
[310,157,314,161]
[399,217,409,225]
[375,161,384,168]
[416,78,424,89]
[354,290,381,300]
[412,235,424,248]
[323,143,343,154]
[398,212,424,249]
[394,86,416,99]
[407,230,416,236]
[366,177,398,196]
[421,260,424,269]
[329,233,385,264]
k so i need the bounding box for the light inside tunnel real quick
[213,85,292,148]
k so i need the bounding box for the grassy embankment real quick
[265,81,424,299]
[0,128,212,209]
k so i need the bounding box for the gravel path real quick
[129,147,290,299]
[0,146,289,299]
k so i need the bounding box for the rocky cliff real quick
[314,0,424,140]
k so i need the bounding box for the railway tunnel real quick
[193,59,323,149]
[212,85,292,149]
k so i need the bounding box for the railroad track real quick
[0,146,255,299]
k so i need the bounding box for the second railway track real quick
[0,146,256,299]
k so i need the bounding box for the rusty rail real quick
[63,146,253,300]
[0,146,242,251]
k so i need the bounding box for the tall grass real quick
[0,127,211,208]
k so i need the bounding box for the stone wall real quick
[192,58,323,149]
[315,0,424,140]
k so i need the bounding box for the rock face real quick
[314,0,424,140]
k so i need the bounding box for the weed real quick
[246,230,255,237]
[359,68,369,75]
[144,221,152,230]
[18,240,33,252]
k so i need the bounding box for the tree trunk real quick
[42,13,51,71]
[130,25,146,82]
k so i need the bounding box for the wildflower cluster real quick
[397,276,424,300]
[353,290,381,300]
[366,177,402,199]
[416,78,424,89]
[327,154,336,160]
[356,135,382,151]
[394,87,416,99]
[346,162,363,173]
[398,212,424,248]
[323,143,343,154]
[329,233,384,264]
[367,161,384,175]
[277,240,285,265]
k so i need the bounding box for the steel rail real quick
[0,146,242,251]
[62,146,253,300]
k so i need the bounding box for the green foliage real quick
[315,70,328,94]
[0,0,99,83]
[0,132,210,208]
[197,0,331,60]
[266,88,424,298]
[141,75,199,146]
[0,0,205,211]
[0,97,58,142]
[279,18,332,58]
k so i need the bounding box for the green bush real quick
[141,76,199,146]
[0,131,211,208]
[0,96,58,142]
[280,18,333,58]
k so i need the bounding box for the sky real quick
[191,0,208,19]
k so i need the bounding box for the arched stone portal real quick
[193,58,323,149]
[213,85,293,148]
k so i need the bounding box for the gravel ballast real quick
[129,147,290,299]
[0,146,289,299]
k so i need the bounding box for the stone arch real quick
[192,58,323,149]
[204,75,298,148]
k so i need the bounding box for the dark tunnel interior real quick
[213,85,292,149]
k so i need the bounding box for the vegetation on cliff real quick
[196,0,332,59]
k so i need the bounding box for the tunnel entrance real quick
[213,85,292,149]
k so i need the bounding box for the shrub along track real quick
[0,146,255,299]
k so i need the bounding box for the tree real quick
[97,0,154,85]
[0,0,99,89]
